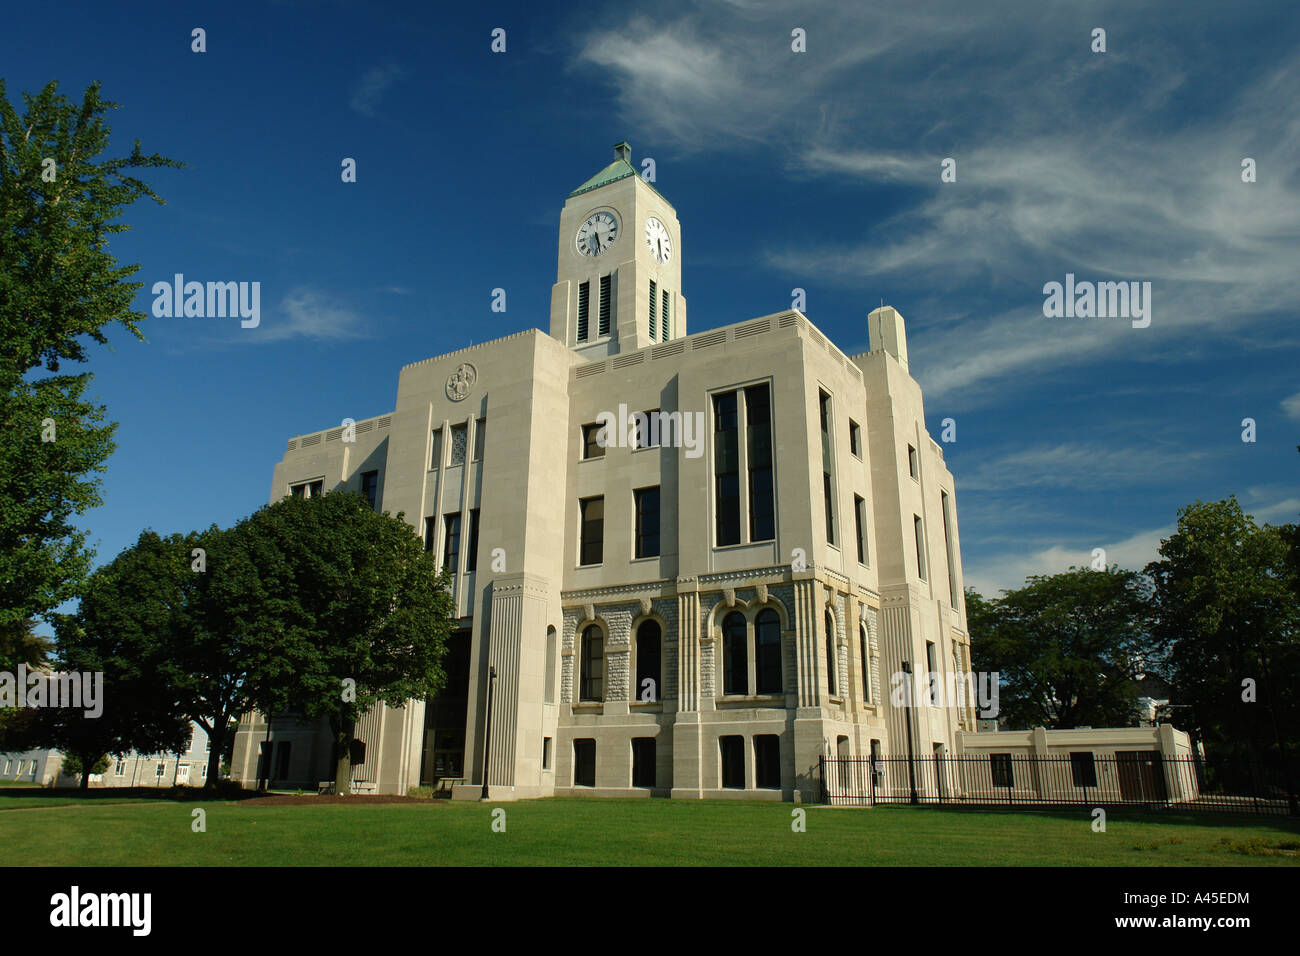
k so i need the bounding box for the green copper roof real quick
[568,145,669,201]
[568,157,639,197]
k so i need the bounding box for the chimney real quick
[614,141,632,163]
[868,305,909,372]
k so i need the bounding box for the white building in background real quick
[232,142,974,801]
[0,722,211,788]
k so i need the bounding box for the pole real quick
[903,660,918,805]
[480,665,497,800]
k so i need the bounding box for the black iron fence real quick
[819,753,1300,816]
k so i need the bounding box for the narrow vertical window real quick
[914,514,927,580]
[859,623,871,703]
[926,641,938,704]
[720,736,745,789]
[423,517,436,553]
[941,491,958,608]
[442,513,461,574]
[635,620,661,702]
[542,737,552,771]
[819,391,835,545]
[849,420,861,457]
[908,444,919,479]
[661,288,669,340]
[754,735,780,789]
[580,627,604,701]
[430,428,442,469]
[713,391,741,546]
[745,384,774,541]
[473,419,486,461]
[577,281,589,341]
[649,279,658,340]
[580,496,604,565]
[361,470,379,510]
[466,509,480,572]
[825,611,838,696]
[755,608,782,694]
[450,424,467,465]
[573,739,596,786]
[598,274,611,335]
[823,473,836,545]
[722,611,748,696]
[634,486,660,558]
[582,422,606,459]
[854,495,868,564]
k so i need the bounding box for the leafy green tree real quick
[59,752,109,781]
[229,491,454,793]
[1145,497,1300,762]
[968,567,1153,730]
[0,79,181,628]
[0,617,52,752]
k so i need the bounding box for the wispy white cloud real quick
[958,441,1214,493]
[1282,392,1300,421]
[350,63,403,116]
[256,289,369,343]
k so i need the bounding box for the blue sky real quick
[4,0,1297,609]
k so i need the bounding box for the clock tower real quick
[549,142,686,357]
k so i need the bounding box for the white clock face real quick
[576,211,619,257]
[645,217,672,264]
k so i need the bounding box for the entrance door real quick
[1117,751,1167,801]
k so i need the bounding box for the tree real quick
[59,752,109,782]
[0,79,181,627]
[0,617,52,753]
[1145,497,1300,762]
[967,567,1153,730]
[32,545,193,790]
[229,491,454,793]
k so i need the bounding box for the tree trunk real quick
[204,721,225,790]
[332,716,355,795]
[78,753,91,791]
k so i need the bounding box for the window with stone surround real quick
[632,737,655,788]
[450,424,468,465]
[580,625,604,702]
[634,619,661,702]
[573,739,595,787]
[824,611,838,697]
[722,612,748,695]
[720,736,745,789]
[754,735,780,789]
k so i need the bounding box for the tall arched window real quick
[859,623,871,703]
[635,620,662,702]
[580,625,604,702]
[722,612,748,695]
[824,611,838,696]
[755,609,782,694]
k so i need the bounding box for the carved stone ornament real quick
[638,597,652,617]
[582,603,595,623]
[755,583,768,604]
[723,587,736,608]
[445,362,477,401]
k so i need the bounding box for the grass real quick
[2,789,1299,866]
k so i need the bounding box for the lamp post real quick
[480,665,497,800]
[902,660,918,805]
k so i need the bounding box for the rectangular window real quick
[156,762,166,778]
[823,473,836,545]
[720,736,745,789]
[713,392,741,546]
[914,515,927,580]
[573,739,596,787]
[941,491,958,608]
[661,288,669,340]
[430,428,442,469]
[542,737,553,771]
[580,629,604,702]
[114,760,125,776]
[598,274,611,335]
[635,409,660,449]
[754,735,780,789]
[443,512,461,574]
[745,384,774,541]
[849,420,862,457]
[582,422,605,460]
[854,495,868,564]
[649,279,658,340]
[908,444,919,479]
[579,496,604,565]
[360,470,379,510]
[424,517,436,553]
[634,487,660,559]
[290,480,324,499]
[990,753,1014,789]
[473,418,486,461]
[1070,752,1098,788]
[926,641,938,704]
[466,509,480,572]
[632,737,656,788]
[450,424,467,465]
[577,281,589,341]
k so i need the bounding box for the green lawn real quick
[2,791,1298,866]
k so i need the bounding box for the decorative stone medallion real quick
[445,363,477,401]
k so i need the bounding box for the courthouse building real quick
[231,142,973,801]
